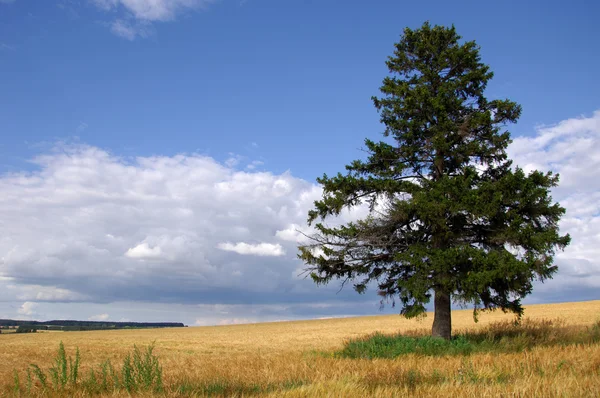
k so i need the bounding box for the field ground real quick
[1,300,600,397]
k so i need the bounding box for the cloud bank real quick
[0,110,599,324]
[0,146,327,309]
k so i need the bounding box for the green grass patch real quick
[339,333,474,358]
[335,319,600,359]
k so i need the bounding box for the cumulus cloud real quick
[509,110,600,182]
[508,110,600,295]
[93,0,216,39]
[0,144,327,309]
[17,302,38,317]
[217,242,285,257]
[275,224,311,244]
[88,313,110,321]
[125,242,164,260]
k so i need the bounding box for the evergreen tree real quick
[299,22,570,339]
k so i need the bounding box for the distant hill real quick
[0,319,184,332]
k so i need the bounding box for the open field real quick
[1,300,600,397]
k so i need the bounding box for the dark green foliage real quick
[299,22,570,338]
[335,319,600,359]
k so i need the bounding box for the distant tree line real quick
[0,319,184,332]
[16,327,38,333]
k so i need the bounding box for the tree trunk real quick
[432,289,452,340]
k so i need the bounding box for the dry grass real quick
[1,300,600,397]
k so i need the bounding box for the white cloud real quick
[217,242,285,257]
[93,0,213,21]
[88,313,110,321]
[15,285,90,302]
[509,110,600,180]
[93,0,216,39]
[224,153,244,168]
[0,144,320,306]
[109,19,152,40]
[508,110,600,294]
[17,302,38,317]
[246,160,264,170]
[275,224,311,244]
[125,242,163,260]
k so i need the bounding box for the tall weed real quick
[12,342,162,395]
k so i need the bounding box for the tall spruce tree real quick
[299,22,570,340]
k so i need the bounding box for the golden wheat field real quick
[1,300,600,397]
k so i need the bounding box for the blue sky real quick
[0,0,599,325]
[2,0,598,178]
